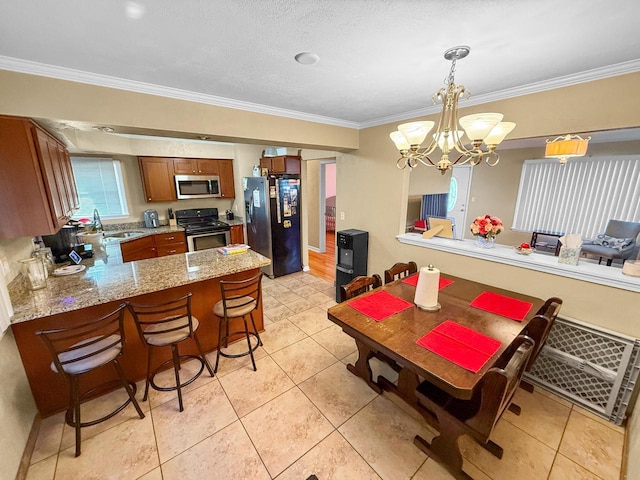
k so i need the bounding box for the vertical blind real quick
[70,157,129,219]
[513,156,640,240]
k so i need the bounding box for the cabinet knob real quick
[148,197,151,201]
[198,170,202,173]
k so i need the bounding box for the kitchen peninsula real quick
[9,243,270,416]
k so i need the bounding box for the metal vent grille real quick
[525,316,640,425]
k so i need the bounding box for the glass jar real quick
[19,257,47,290]
[32,248,55,278]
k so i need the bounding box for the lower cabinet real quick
[120,232,187,263]
[229,225,245,244]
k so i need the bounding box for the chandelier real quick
[389,46,516,174]
[544,134,591,164]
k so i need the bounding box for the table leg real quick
[414,417,472,480]
[346,339,382,394]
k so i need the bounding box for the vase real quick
[476,237,495,249]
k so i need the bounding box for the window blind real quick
[513,156,640,240]
[70,157,129,219]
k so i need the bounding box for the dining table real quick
[327,271,545,478]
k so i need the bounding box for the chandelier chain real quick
[445,57,457,86]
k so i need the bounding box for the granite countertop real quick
[9,246,270,324]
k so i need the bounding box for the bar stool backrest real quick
[219,273,263,317]
[36,303,128,379]
[128,293,195,341]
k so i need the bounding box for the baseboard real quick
[15,414,41,480]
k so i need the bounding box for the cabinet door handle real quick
[148,197,151,201]
[168,249,176,254]
[167,236,174,240]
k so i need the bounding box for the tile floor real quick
[25,271,626,480]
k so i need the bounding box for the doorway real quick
[308,160,336,282]
[447,165,473,239]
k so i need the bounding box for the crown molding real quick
[0,55,360,129]
[359,59,640,129]
[2,55,640,132]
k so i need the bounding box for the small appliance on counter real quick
[41,224,93,263]
[225,210,235,220]
[144,209,159,228]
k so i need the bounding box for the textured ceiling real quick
[1,0,640,126]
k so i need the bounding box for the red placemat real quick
[416,320,502,373]
[348,290,413,322]
[402,274,454,290]
[469,291,533,321]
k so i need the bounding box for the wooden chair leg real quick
[519,379,535,393]
[508,403,522,416]
[481,439,504,459]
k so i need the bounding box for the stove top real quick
[175,208,230,234]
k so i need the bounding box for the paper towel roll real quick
[414,265,440,311]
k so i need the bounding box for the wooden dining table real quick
[327,272,545,477]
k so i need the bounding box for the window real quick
[513,156,640,239]
[70,157,129,219]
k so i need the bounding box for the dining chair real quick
[36,303,145,457]
[383,261,418,284]
[128,293,214,412]
[339,274,382,302]
[213,273,263,373]
[518,296,563,394]
[413,334,535,476]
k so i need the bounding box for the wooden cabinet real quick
[217,159,235,198]
[140,157,235,201]
[120,235,157,263]
[229,225,244,244]
[155,231,187,257]
[0,115,78,238]
[120,232,187,262]
[260,152,301,175]
[173,158,220,175]
[139,157,176,202]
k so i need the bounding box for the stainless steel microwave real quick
[175,175,221,199]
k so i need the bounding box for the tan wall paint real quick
[0,70,359,151]
[0,329,37,480]
[306,160,321,248]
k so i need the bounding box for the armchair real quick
[581,220,640,266]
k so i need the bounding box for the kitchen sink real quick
[102,231,145,242]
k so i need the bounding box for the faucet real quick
[93,209,103,232]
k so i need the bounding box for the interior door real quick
[448,165,473,239]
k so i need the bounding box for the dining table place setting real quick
[469,290,534,321]
[416,319,502,373]
[347,290,413,321]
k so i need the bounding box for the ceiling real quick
[1,0,640,129]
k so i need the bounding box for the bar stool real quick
[128,293,214,412]
[213,273,263,373]
[36,303,145,457]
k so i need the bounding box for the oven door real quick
[187,231,230,251]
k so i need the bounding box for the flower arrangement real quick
[470,215,503,239]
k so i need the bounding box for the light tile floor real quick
[25,271,626,480]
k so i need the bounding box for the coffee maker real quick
[42,224,93,263]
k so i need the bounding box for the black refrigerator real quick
[244,175,302,278]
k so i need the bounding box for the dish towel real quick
[348,291,413,322]
[402,274,454,290]
[469,291,533,321]
[416,320,502,373]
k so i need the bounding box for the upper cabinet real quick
[173,158,220,175]
[139,157,236,201]
[0,115,78,238]
[217,159,235,198]
[260,150,301,175]
[139,157,177,202]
